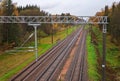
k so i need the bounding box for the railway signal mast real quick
[28,23,41,62]
[102,24,107,81]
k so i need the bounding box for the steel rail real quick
[65,30,87,81]
[47,27,83,81]
[11,27,83,81]
[35,27,82,81]
[11,28,77,81]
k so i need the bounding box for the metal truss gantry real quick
[0,16,107,24]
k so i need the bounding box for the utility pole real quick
[28,23,40,62]
[102,24,107,81]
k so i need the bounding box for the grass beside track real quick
[93,27,120,80]
[87,32,100,81]
[0,26,77,81]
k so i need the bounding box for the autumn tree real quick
[0,0,21,46]
[96,2,120,44]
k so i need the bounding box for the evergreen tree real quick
[1,0,21,45]
[111,2,120,43]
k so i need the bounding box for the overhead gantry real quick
[0,16,107,24]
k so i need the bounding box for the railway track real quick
[11,26,83,81]
[65,30,87,81]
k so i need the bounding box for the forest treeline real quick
[0,0,71,49]
[95,2,120,45]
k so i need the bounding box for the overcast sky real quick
[12,0,120,16]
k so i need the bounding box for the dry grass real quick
[0,26,75,81]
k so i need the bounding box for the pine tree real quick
[1,0,21,45]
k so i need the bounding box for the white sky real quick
[12,0,120,16]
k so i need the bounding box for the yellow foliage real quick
[13,4,19,16]
[13,8,19,16]
[0,1,19,16]
[53,23,58,28]
[95,12,104,16]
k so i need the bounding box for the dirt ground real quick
[57,32,82,81]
